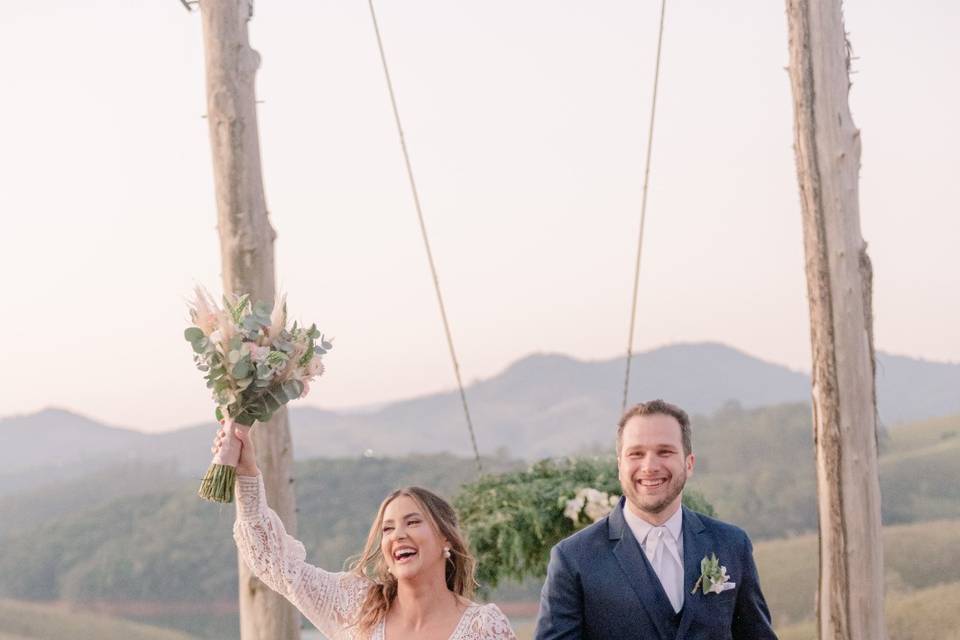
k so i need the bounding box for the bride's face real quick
[380,495,449,583]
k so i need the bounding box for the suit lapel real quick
[676,507,709,638]
[608,499,676,640]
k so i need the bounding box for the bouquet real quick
[185,288,331,502]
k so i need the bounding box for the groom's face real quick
[617,413,695,523]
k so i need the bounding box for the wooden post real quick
[785,1,886,639]
[197,1,300,638]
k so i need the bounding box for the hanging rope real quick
[623,0,668,413]
[366,0,483,472]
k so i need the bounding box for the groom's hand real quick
[213,421,260,477]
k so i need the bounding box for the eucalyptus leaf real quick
[264,393,281,413]
[320,340,333,350]
[228,350,241,364]
[230,294,250,322]
[232,360,251,379]
[267,351,289,366]
[184,327,204,342]
[282,380,304,401]
[268,386,289,406]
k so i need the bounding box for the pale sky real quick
[1,1,957,433]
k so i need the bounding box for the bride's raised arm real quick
[233,471,371,637]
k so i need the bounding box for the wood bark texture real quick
[785,1,886,639]
[198,1,301,638]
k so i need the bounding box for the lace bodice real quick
[234,474,516,640]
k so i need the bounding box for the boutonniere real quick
[691,553,736,595]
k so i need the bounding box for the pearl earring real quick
[443,547,452,559]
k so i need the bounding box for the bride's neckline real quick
[378,602,480,640]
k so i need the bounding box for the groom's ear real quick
[685,453,696,477]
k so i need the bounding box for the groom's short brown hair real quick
[617,399,692,457]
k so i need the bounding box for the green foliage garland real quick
[454,457,714,588]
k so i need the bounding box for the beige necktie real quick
[646,526,684,613]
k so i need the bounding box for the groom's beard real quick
[624,468,687,516]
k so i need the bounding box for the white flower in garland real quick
[563,495,586,525]
[563,487,620,527]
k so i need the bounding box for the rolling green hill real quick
[0,599,195,640]
[880,413,960,524]
[679,405,960,540]
[754,518,960,626]
[775,581,960,640]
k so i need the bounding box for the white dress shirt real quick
[623,504,685,612]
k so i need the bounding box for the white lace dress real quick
[233,474,517,640]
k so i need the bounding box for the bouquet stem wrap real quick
[197,419,251,503]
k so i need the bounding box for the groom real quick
[534,399,778,639]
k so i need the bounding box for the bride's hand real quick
[212,422,260,477]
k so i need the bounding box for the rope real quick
[366,0,483,472]
[623,0,668,413]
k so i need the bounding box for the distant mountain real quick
[1,343,957,490]
[874,352,960,425]
[0,409,151,492]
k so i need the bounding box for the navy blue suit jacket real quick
[534,500,778,640]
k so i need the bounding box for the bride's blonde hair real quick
[349,486,476,634]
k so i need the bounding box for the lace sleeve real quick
[461,603,518,640]
[233,473,372,637]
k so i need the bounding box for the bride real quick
[213,425,516,640]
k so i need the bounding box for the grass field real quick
[754,518,960,625]
[0,599,195,640]
[776,581,960,640]
[885,413,960,455]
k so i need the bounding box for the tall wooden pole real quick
[198,1,300,638]
[785,1,886,639]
